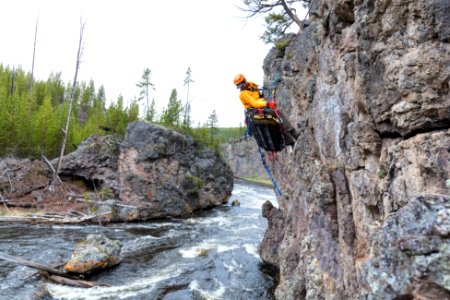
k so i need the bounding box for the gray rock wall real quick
[222,138,269,180]
[259,0,450,299]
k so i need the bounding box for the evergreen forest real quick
[0,64,243,159]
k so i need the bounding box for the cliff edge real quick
[259,0,450,299]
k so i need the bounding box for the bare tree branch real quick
[279,0,302,26]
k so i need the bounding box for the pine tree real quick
[146,98,156,122]
[160,89,182,127]
[136,68,155,119]
[207,109,219,144]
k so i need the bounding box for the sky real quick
[0,0,301,127]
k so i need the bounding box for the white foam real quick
[189,280,226,300]
[223,259,243,275]
[179,239,240,258]
[217,244,239,253]
[243,243,260,259]
[185,215,230,227]
[47,264,183,299]
[179,241,214,258]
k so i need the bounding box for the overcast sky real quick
[1,0,303,127]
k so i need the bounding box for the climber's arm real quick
[240,92,267,109]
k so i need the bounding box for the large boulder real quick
[64,234,122,275]
[118,121,233,219]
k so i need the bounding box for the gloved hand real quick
[267,101,277,109]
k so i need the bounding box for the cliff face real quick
[259,0,450,299]
[222,138,269,180]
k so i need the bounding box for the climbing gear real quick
[267,101,277,109]
[245,108,288,152]
[257,144,282,196]
[233,73,246,86]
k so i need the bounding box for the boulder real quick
[53,135,120,195]
[231,199,241,206]
[64,234,122,275]
[118,121,233,219]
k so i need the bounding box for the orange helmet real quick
[233,73,246,86]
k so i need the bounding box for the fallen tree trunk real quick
[0,251,110,288]
[46,274,111,288]
[0,251,67,277]
[0,211,112,224]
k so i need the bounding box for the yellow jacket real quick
[239,82,267,109]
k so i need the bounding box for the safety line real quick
[257,144,283,196]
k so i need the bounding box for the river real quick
[0,179,278,300]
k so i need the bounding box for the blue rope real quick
[257,144,283,196]
[270,60,286,90]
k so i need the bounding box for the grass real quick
[240,176,272,187]
[0,207,43,217]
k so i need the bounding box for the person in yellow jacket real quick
[233,73,298,146]
[233,73,277,109]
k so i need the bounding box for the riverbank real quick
[0,180,278,299]
[235,176,272,188]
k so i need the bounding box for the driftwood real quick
[41,155,62,185]
[0,211,112,224]
[0,251,68,277]
[0,193,10,212]
[1,168,14,193]
[17,184,47,197]
[46,274,111,288]
[0,251,110,288]
[66,193,137,208]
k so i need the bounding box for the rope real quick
[258,144,283,196]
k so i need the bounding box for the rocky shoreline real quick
[0,121,234,224]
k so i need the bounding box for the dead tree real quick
[51,19,86,188]
[10,66,15,96]
[29,14,39,92]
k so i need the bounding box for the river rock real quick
[257,0,450,298]
[118,121,233,220]
[259,201,284,267]
[64,234,122,275]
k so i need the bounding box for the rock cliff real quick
[258,0,450,299]
[222,137,269,180]
[54,121,233,220]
